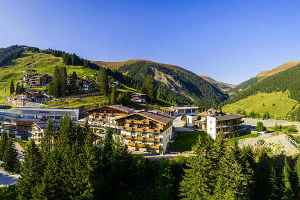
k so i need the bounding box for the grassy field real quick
[46,95,109,109]
[0,52,97,104]
[223,91,299,119]
[228,132,258,143]
[168,131,203,152]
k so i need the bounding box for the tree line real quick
[180,133,300,200]
[0,117,182,200]
[0,45,25,67]
[2,120,300,199]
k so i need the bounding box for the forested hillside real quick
[2,119,300,200]
[200,75,235,93]
[96,60,228,106]
[226,62,300,120]
[0,46,228,108]
[0,46,25,67]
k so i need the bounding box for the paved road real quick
[243,118,300,131]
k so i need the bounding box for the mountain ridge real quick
[95,59,228,106]
[225,60,300,120]
[0,45,228,107]
[199,75,235,93]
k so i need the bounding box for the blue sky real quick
[1,0,300,84]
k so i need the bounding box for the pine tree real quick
[253,149,273,200]
[9,80,15,96]
[0,133,8,159]
[295,155,300,198]
[57,116,73,146]
[211,144,251,200]
[31,149,64,200]
[15,82,22,95]
[48,66,68,97]
[2,139,19,173]
[282,158,294,200]
[17,141,44,200]
[180,135,216,200]
[69,71,78,94]
[97,69,108,96]
[143,75,154,101]
[110,85,117,105]
[41,119,54,155]
[256,121,266,132]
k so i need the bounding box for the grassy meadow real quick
[223,91,299,119]
[0,52,98,105]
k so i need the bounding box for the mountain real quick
[199,75,235,93]
[0,46,228,107]
[257,61,300,78]
[95,60,228,106]
[0,45,25,67]
[224,61,300,120]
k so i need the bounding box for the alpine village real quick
[0,44,300,200]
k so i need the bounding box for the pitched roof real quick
[116,111,173,125]
[87,105,135,114]
[109,105,135,114]
[215,114,244,121]
[139,111,173,124]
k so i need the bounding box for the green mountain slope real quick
[223,91,299,119]
[0,48,98,105]
[226,61,300,120]
[0,45,25,66]
[0,46,228,108]
[96,60,228,106]
[199,75,235,93]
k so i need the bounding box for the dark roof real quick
[87,105,135,114]
[137,111,173,124]
[115,111,173,125]
[215,114,244,121]
[108,105,135,114]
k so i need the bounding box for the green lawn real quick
[228,131,258,143]
[46,95,109,109]
[168,131,203,152]
[223,91,299,119]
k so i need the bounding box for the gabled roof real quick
[109,105,135,114]
[116,111,173,125]
[87,105,135,114]
[215,114,244,121]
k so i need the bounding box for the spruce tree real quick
[97,69,108,96]
[110,85,117,105]
[143,75,154,101]
[17,141,44,200]
[9,80,15,96]
[2,139,19,173]
[295,155,300,198]
[254,149,273,200]
[180,135,216,200]
[212,144,251,200]
[69,71,78,94]
[41,119,54,155]
[282,158,294,200]
[0,133,8,159]
[31,149,64,200]
[15,82,21,95]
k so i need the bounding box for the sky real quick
[1,0,300,84]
